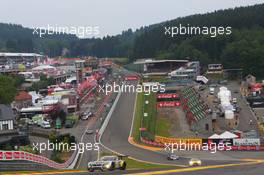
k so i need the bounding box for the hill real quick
[0,3,264,77]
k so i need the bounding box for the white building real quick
[0,52,43,65]
[169,61,200,80]
[0,104,15,131]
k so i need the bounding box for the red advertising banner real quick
[13,151,21,159]
[157,93,179,99]
[0,151,13,160]
[157,101,181,108]
[125,75,138,81]
[0,151,73,169]
[139,127,147,131]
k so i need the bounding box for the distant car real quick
[189,158,202,166]
[219,80,228,85]
[40,121,51,129]
[104,103,110,108]
[209,87,215,95]
[210,84,218,88]
[232,98,237,104]
[87,156,126,172]
[81,112,93,120]
[233,90,239,94]
[86,129,94,134]
[213,99,219,104]
[233,104,241,113]
[198,85,206,91]
[65,120,75,128]
[167,154,180,161]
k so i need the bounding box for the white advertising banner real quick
[233,139,260,146]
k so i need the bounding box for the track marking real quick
[128,136,162,151]
[0,170,86,175]
[129,83,138,137]
[127,160,264,175]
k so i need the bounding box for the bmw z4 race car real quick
[87,155,127,172]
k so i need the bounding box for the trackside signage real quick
[233,139,260,146]
[157,93,179,99]
[155,136,202,145]
[124,75,139,81]
[157,101,181,108]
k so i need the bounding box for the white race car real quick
[87,156,127,172]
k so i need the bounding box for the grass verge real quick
[132,92,157,142]
[155,117,172,137]
[132,92,143,143]
[142,92,157,137]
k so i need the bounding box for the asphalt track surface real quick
[99,82,245,167]
[6,162,264,175]
[159,164,264,175]
[9,81,264,175]
[100,85,189,165]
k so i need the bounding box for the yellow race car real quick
[189,158,202,166]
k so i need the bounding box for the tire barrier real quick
[140,136,264,151]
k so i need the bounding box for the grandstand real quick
[134,59,188,76]
[180,87,212,133]
[0,52,43,65]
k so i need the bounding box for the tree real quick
[0,75,17,104]
[6,39,18,52]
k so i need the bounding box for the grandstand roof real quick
[134,59,188,64]
[0,52,43,57]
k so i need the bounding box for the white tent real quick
[65,76,76,83]
[219,86,227,91]
[219,131,238,139]
[54,87,64,92]
[209,134,221,139]
[32,65,56,71]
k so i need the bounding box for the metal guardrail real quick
[68,91,117,169]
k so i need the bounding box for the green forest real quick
[0,4,264,77]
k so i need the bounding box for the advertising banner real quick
[233,139,260,146]
[157,101,180,107]
[125,75,138,81]
[155,136,202,145]
[157,93,179,99]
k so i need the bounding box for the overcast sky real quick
[0,0,263,37]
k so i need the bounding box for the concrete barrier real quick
[98,91,121,139]
[0,150,76,169]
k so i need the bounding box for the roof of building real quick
[134,59,188,64]
[15,91,32,101]
[0,104,15,121]
[219,131,238,139]
[0,53,43,57]
[209,134,221,139]
[32,65,56,71]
